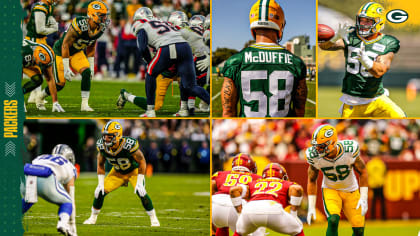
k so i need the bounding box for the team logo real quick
[324,129,334,138]
[39,52,46,62]
[114,123,121,129]
[376,7,383,14]
[92,4,101,10]
[386,9,408,23]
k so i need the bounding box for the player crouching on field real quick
[22,144,77,236]
[229,163,305,236]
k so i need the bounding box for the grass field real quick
[23,173,210,235]
[23,79,210,118]
[211,75,316,117]
[318,86,420,117]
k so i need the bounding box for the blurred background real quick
[318,0,420,117]
[212,119,420,235]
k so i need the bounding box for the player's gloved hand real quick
[307,195,317,225]
[356,42,374,70]
[134,174,147,197]
[94,174,105,198]
[356,187,368,216]
[63,58,75,81]
[197,54,210,71]
[88,57,95,78]
[52,102,65,112]
[330,23,352,44]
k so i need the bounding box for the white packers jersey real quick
[306,140,360,192]
[32,154,76,185]
[132,19,185,49]
[179,25,209,57]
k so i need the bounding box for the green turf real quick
[211,75,316,117]
[23,79,209,118]
[318,86,420,117]
[23,173,210,235]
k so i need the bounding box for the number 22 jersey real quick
[222,43,307,117]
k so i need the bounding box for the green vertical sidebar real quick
[0,0,24,235]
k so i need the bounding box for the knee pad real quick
[155,75,172,110]
[352,227,364,236]
[31,74,43,87]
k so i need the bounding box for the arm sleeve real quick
[34,11,57,35]
[136,29,152,64]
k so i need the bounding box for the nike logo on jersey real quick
[244,51,293,64]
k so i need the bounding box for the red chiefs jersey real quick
[212,171,261,195]
[248,178,296,206]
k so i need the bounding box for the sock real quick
[58,202,73,222]
[59,212,70,223]
[326,214,340,236]
[81,91,90,99]
[22,199,34,214]
[22,74,43,94]
[146,209,156,217]
[137,193,154,211]
[188,97,195,109]
[352,227,364,236]
[215,227,229,236]
[93,191,107,210]
[134,96,147,110]
[81,68,91,92]
[180,101,188,110]
[147,105,155,111]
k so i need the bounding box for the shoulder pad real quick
[384,35,400,54]
[222,52,243,78]
[96,139,105,151]
[71,17,89,35]
[340,140,360,158]
[122,137,139,153]
[32,2,49,14]
[305,147,319,165]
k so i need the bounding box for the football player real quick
[230,163,305,236]
[22,39,64,112]
[24,0,59,104]
[22,144,77,236]
[319,2,405,118]
[37,0,110,111]
[306,124,368,236]
[83,121,160,227]
[221,0,307,117]
[212,153,262,236]
[129,7,210,117]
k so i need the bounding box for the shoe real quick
[57,220,70,235]
[83,215,97,225]
[81,103,94,112]
[140,110,156,117]
[173,109,189,117]
[117,89,128,109]
[198,101,210,112]
[188,107,195,116]
[150,215,160,227]
[27,91,37,103]
[52,102,65,112]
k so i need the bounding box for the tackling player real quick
[306,124,368,236]
[319,2,405,118]
[22,144,77,236]
[37,0,110,111]
[83,121,160,227]
[229,163,305,236]
[221,0,307,117]
[211,153,261,236]
[22,39,64,112]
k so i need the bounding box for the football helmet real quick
[33,44,54,66]
[102,121,123,147]
[262,163,288,180]
[52,144,75,165]
[249,0,286,40]
[168,11,189,27]
[311,124,338,157]
[356,2,385,37]
[87,1,110,27]
[204,14,210,30]
[133,7,154,21]
[189,15,206,28]
[231,153,257,174]
[46,0,58,6]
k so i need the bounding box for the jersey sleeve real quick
[384,35,400,54]
[351,141,360,159]
[96,139,104,152]
[305,147,318,168]
[211,172,219,180]
[32,2,48,15]
[222,53,242,80]
[71,17,88,36]
[124,137,139,154]
[294,55,307,80]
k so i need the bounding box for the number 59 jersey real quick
[222,43,307,117]
[32,154,77,185]
[96,136,140,175]
[305,140,360,192]
[132,19,186,49]
[212,171,261,195]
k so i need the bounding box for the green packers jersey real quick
[22,39,54,70]
[342,29,400,98]
[26,2,54,39]
[222,43,306,117]
[53,16,105,56]
[97,136,140,175]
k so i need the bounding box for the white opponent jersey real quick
[306,140,360,192]
[179,25,209,57]
[32,154,76,185]
[132,19,185,49]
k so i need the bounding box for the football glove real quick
[134,174,147,197]
[63,58,75,81]
[196,54,210,71]
[52,102,65,112]
[307,195,316,225]
[330,23,352,44]
[356,42,374,70]
[356,187,368,216]
[94,174,105,198]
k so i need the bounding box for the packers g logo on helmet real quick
[33,45,54,66]
[102,121,123,147]
[356,2,386,37]
[249,0,286,40]
[311,124,338,157]
[324,129,334,138]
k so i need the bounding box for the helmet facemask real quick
[356,15,380,37]
[102,132,118,147]
[312,140,335,157]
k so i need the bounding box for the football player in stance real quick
[38,0,110,112]
[306,124,368,236]
[83,121,160,227]
[22,144,77,236]
[319,2,404,118]
[211,153,262,236]
[25,0,59,104]
[230,163,305,236]
[22,39,64,112]
[126,7,210,117]
[221,0,307,117]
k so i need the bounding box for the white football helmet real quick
[133,7,154,21]
[189,15,206,28]
[204,14,210,30]
[52,144,75,165]
[168,11,188,27]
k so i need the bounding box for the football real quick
[318,24,335,42]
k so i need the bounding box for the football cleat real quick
[116,89,128,109]
[262,163,288,180]
[57,220,71,236]
[102,121,123,147]
[356,2,385,37]
[197,101,210,112]
[168,11,188,27]
[173,109,189,117]
[231,153,257,174]
[81,103,94,112]
[52,144,75,165]
[311,124,338,157]
[35,92,47,111]
[150,215,160,227]
[83,215,97,225]
[140,110,156,117]
[249,0,286,40]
